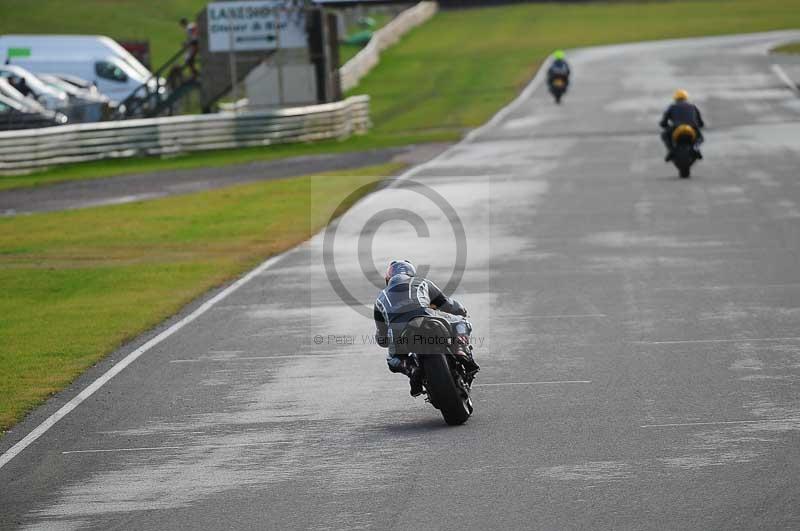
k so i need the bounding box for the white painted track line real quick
[474,380,592,387]
[771,64,800,94]
[170,353,372,363]
[641,418,800,429]
[61,441,280,455]
[651,282,800,291]
[524,314,607,319]
[631,337,800,345]
[62,446,183,455]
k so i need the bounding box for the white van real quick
[0,35,157,103]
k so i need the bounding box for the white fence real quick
[0,96,370,174]
[339,2,438,92]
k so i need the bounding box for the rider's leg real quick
[452,320,480,377]
[694,130,704,159]
[386,354,407,373]
[661,129,674,161]
[387,353,423,397]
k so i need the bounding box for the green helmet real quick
[554,50,566,60]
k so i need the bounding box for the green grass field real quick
[773,41,800,54]
[356,0,800,137]
[0,163,400,432]
[3,1,800,191]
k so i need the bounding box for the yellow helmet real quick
[673,89,689,102]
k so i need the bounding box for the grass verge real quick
[772,42,800,54]
[356,0,800,138]
[0,162,402,433]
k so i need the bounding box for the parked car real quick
[0,77,49,114]
[51,73,100,92]
[0,35,160,104]
[0,64,68,111]
[0,93,67,130]
[38,74,105,101]
[38,74,112,122]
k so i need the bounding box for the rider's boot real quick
[664,150,674,162]
[388,356,424,397]
[408,366,424,397]
[401,360,423,397]
[455,342,480,383]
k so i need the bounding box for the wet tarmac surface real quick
[2,31,800,530]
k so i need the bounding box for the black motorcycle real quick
[670,124,700,178]
[549,75,568,104]
[402,316,474,425]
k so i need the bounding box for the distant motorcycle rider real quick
[660,89,705,162]
[547,50,571,87]
[374,260,480,397]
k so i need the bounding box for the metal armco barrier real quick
[0,95,370,174]
[339,2,438,93]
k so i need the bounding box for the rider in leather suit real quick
[374,260,480,396]
[547,50,571,87]
[660,89,705,162]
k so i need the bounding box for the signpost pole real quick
[275,9,285,107]
[228,26,238,109]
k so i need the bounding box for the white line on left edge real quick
[0,254,286,471]
[771,64,800,94]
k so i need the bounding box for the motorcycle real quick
[401,316,474,425]
[670,124,700,178]
[549,75,568,104]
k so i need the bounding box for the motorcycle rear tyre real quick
[421,354,471,426]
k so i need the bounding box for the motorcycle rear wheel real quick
[421,354,471,426]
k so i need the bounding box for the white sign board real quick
[207,1,307,52]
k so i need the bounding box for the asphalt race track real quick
[0,144,449,215]
[2,31,800,530]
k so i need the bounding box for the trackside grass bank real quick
[773,42,800,54]
[2,1,800,190]
[0,163,401,433]
[356,0,800,138]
